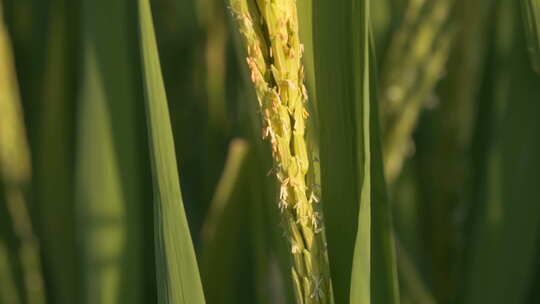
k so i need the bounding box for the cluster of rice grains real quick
[229,0,333,303]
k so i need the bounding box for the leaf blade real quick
[137,0,206,303]
[312,0,372,302]
[313,0,399,303]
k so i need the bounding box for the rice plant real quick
[0,0,539,304]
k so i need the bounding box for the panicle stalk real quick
[228,0,333,303]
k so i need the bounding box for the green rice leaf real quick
[369,36,400,304]
[312,0,370,302]
[137,0,206,303]
[313,0,369,300]
[313,0,399,302]
[348,1,372,301]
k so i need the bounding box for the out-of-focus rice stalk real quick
[380,0,454,184]
[33,1,80,302]
[76,55,126,303]
[460,0,540,302]
[201,139,268,304]
[0,2,46,303]
[390,164,430,304]
[395,241,435,304]
[195,0,230,229]
[414,0,494,301]
[379,0,427,99]
[522,0,540,74]
[197,0,228,131]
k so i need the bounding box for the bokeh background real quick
[1,0,539,303]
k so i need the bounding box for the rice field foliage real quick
[0,0,539,303]
[523,0,540,73]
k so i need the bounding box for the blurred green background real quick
[1,0,539,303]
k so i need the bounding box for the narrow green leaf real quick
[349,0,372,301]
[313,0,368,300]
[137,0,206,303]
[369,38,400,304]
[313,0,399,303]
